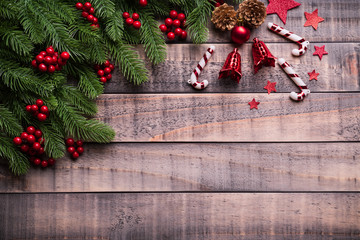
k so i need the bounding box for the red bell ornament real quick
[231,26,251,44]
[218,48,242,83]
[252,38,276,74]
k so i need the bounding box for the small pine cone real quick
[211,3,237,31]
[236,0,267,29]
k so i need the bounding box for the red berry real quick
[33,158,41,165]
[87,14,94,22]
[109,64,115,71]
[159,24,167,32]
[181,19,186,28]
[31,104,38,112]
[38,147,45,155]
[66,138,75,146]
[167,32,175,40]
[47,65,56,73]
[100,77,107,83]
[77,147,84,154]
[60,52,70,60]
[177,13,186,21]
[33,142,41,151]
[43,56,52,65]
[105,74,112,80]
[133,21,141,29]
[67,146,76,154]
[38,138,45,145]
[21,132,28,140]
[180,30,187,39]
[58,58,67,66]
[27,126,36,134]
[48,158,56,166]
[75,2,83,10]
[76,140,83,147]
[46,47,54,56]
[123,12,130,19]
[170,10,178,19]
[27,134,35,144]
[36,99,43,107]
[38,63,47,72]
[104,67,111,74]
[31,59,38,68]
[13,137,22,145]
[165,18,173,27]
[72,151,80,159]
[41,160,48,168]
[26,105,32,112]
[39,51,47,56]
[36,54,44,63]
[34,130,42,138]
[40,105,49,114]
[52,56,58,64]
[37,113,47,121]
[92,17,98,24]
[125,18,134,25]
[84,2,92,10]
[20,144,29,152]
[139,0,147,7]
[174,27,182,36]
[97,70,104,76]
[173,19,181,28]
[81,11,89,18]
[55,64,62,71]
[94,64,101,70]
[29,157,36,162]
[132,13,140,21]
[89,7,95,14]
[104,60,110,67]
[215,2,221,7]
[28,148,36,156]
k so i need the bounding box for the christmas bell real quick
[252,38,276,74]
[218,48,242,83]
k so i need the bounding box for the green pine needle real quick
[0,105,23,137]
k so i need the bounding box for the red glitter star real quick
[313,45,328,60]
[308,70,319,81]
[266,0,301,24]
[264,81,277,94]
[304,9,324,30]
[248,98,260,110]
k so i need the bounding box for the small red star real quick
[264,81,277,94]
[308,70,319,81]
[266,0,301,24]
[313,45,328,60]
[304,9,324,30]
[248,98,260,110]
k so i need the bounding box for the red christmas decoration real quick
[252,38,276,74]
[160,11,187,42]
[218,48,242,83]
[231,26,250,44]
[65,139,84,160]
[248,98,260,110]
[266,0,301,24]
[264,81,277,94]
[94,60,115,83]
[304,9,324,30]
[26,99,49,121]
[32,46,69,73]
[313,45,328,60]
[308,70,319,81]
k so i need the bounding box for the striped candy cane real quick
[268,22,309,56]
[278,58,310,101]
[187,46,215,90]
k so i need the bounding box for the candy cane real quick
[278,58,310,101]
[268,22,309,56]
[187,46,215,90]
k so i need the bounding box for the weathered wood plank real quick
[1,143,359,192]
[103,43,360,93]
[1,193,359,239]
[94,93,360,142]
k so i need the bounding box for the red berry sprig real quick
[159,11,187,41]
[75,2,99,28]
[65,138,84,159]
[32,46,69,73]
[123,12,142,29]
[94,60,115,83]
[25,99,49,122]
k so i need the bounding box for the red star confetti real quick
[266,0,301,24]
[248,98,260,110]
[304,9,324,30]
[308,70,319,81]
[313,45,328,60]
[264,81,277,94]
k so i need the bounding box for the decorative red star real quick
[304,9,324,30]
[266,0,301,24]
[264,81,277,94]
[308,70,319,81]
[248,98,260,110]
[313,45,328,60]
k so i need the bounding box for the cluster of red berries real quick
[25,99,49,122]
[139,0,148,7]
[31,46,70,73]
[13,127,55,167]
[123,12,142,29]
[65,138,84,159]
[94,60,114,83]
[159,11,187,41]
[75,2,99,28]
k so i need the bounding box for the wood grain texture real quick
[1,193,359,239]
[103,43,360,93]
[1,143,360,192]
[94,93,360,142]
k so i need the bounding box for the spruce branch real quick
[104,12,124,42]
[38,122,66,159]
[0,105,23,137]
[90,0,115,18]
[0,26,34,57]
[186,0,213,44]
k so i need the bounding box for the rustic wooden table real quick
[1,0,360,239]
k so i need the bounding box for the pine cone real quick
[236,0,267,29]
[211,3,237,31]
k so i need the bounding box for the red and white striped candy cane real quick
[187,46,215,90]
[268,22,309,56]
[278,58,310,101]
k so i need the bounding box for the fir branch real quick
[42,0,77,24]
[38,123,66,159]
[90,0,115,19]
[0,23,34,57]
[0,1,19,20]
[186,0,213,44]
[0,105,23,137]
[75,65,104,99]
[104,12,124,42]
[87,40,107,64]
[148,1,171,16]
[122,27,141,44]
[60,85,98,116]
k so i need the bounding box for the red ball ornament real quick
[66,138,75,146]
[139,0,148,7]
[21,132,28,140]
[159,24,167,32]
[174,27,182,36]
[41,160,48,168]
[81,11,89,18]
[177,13,186,21]
[89,7,95,14]
[40,105,49,114]
[60,51,70,60]
[231,25,251,44]
[27,126,36,134]
[31,60,38,68]
[173,19,181,28]
[37,113,47,122]
[48,158,56,166]
[77,147,84,154]
[33,158,41,165]
[13,137,22,145]
[123,12,130,19]
[133,21,141,29]
[36,54,44,63]
[67,146,76,154]
[36,99,43,106]
[165,18,173,27]
[72,151,80,159]
[132,13,140,21]
[48,65,56,73]
[38,63,47,72]
[97,69,104,76]
[84,2,92,10]
[75,2,83,10]
[34,129,42,138]
[126,18,134,26]
[100,77,107,83]
[169,10,178,19]
[167,32,175,40]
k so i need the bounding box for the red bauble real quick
[169,10,178,19]
[75,2,83,10]
[139,0,148,7]
[132,13,140,21]
[180,30,187,39]
[172,19,181,28]
[87,14,94,22]
[231,26,251,44]
[125,18,134,25]
[123,12,130,19]
[41,160,48,168]
[36,54,44,63]
[72,151,80,159]
[82,11,89,18]
[76,140,83,147]
[165,18,173,27]
[34,129,42,138]
[31,59,38,68]
[40,105,49,114]
[100,77,107,83]
[48,65,56,73]
[33,158,41,165]
[159,24,167,32]
[33,142,41,151]
[36,99,44,106]
[89,7,95,14]
[66,138,75,146]
[37,113,47,121]
[174,28,182,36]
[133,21,141,29]
[21,132,28,140]
[38,63,47,72]
[84,2,92,10]
[48,158,56,166]
[167,32,175,40]
[31,105,38,112]
[97,70,104,76]
[177,13,186,21]
[77,147,84,154]
[60,51,70,60]
[105,74,112,80]
[13,137,22,145]
[104,67,111,74]
[67,146,76,154]
[27,126,36,134]
[27,134,36,144]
